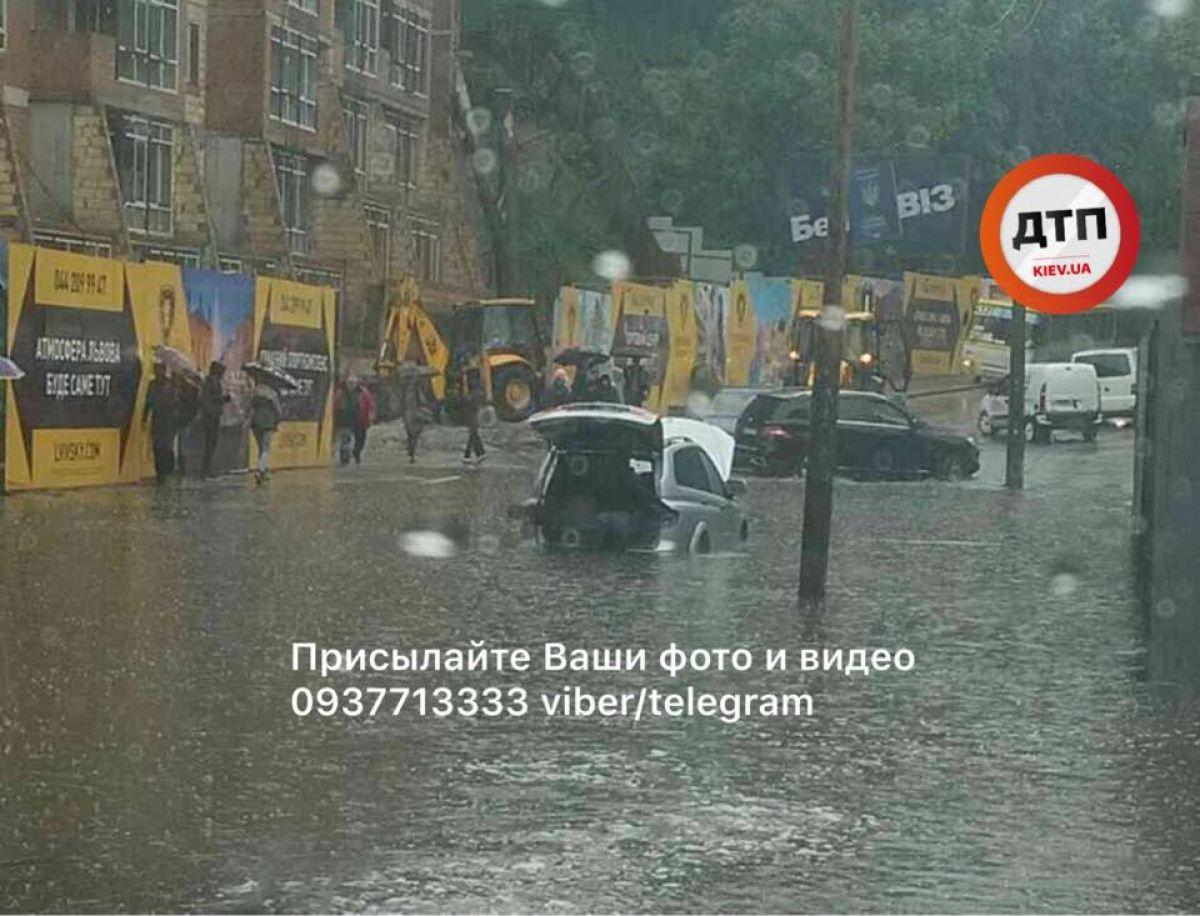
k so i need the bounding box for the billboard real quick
[692,282,728,387]
[724,279,755,386]
[787,155,970,257]
[746,275,794,387]
[5,246,146,490]
[180,269,256,475]
[612,282,669,410]
[661,280,698,410]
[903,272,980,375]
[252,278,337,470]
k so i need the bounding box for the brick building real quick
[0,0,490,351]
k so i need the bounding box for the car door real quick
[671,445,731,544]
[861,397,927,473]
[833,395,874,472]
[1079,352,1133,414]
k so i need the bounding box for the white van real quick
[978,362,1101,443]
[1071,348,1137,418]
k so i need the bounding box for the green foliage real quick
[463,0,1199,292]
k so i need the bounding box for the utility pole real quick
[799,0,857,600]
[1005,302,1026,489]
[492,87,518,296]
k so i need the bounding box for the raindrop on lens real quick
[1138,14,1163,39]
[399,531,458,559]
[869,83,893,108]
[658,90,682,117]
[686,392,713,418]
[661,188,684,213]
[1050,573,1078,597]
[906,124,930,149]
[471,148,498,176]
[633,131,660,156]
[465,107,492,136]
[593,250,632,281]
[310,162,342,197]
[694,50,716,74]
[478,534,502,556]
[1147,0,1190,17]
[592,116,617,141]
[734,244,759,270]
[570,51,596,79]
[818,306,847,332]
[1155,598,1178,620]
[797,51,820,79]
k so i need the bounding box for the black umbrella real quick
[554,347,610,368]
[244,361,300,391]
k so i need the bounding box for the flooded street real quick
[2,399,1198,913]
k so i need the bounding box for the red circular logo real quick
[980,154,1139,315]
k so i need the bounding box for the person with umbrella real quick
[398,368,432,464]
[545,367,571,407]
[143,362,181,483]
[198,362,231,478]
[244,364,290,484]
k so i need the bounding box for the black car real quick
[733,390,980,480]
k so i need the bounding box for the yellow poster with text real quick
[904,272,977,376]
[250,278,336,471]
[661,280,697,411]
[611,281,668,411]
[725,279,755,386]
[5,245,146,491]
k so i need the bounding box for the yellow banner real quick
[29,428,121,489]
[661,280,697,411]
[33,247,123,312]
[725,279,755,386]
[270,278,325,330]
[555,286,582,352]
[612,281,667,410]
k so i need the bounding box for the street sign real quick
[980,154,1140,315]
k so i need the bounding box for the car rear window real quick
[1075,353,1130,378]
[739,394,784,427]
[771,396,811,422]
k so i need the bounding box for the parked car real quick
[734,390,979,480]
[521,403,749,553]
[688,386,788,435]
[1072,347,1137,418]
[978,362,1101,443]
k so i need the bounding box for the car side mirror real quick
[726,478,748,498]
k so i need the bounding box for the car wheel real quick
[934,451,966,481]
[1082,419,1098,442]
[688,525,712,555]
[1025,418,1043,444]
[977,411,994,437]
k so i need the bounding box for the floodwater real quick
[1,399,1198,913]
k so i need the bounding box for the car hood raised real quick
[661,417,736,480]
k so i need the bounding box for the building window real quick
[274,149,310,255]
[135,244,200,268]
[32,232,113,259]
[343,0,379,76]
[381,111,421,188]
[218,256,244,274]
[389,6,429,95]
[112,114,174,236]
[187,22,201,86]
[412,220,441,283]
[73,1,118,33]
[270,25,318,130]
[117,0,179,90]
[288,0,318,13]
[342,97,369,174]
[365,204,390,278]
[0,0,8,51]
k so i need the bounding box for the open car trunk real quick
[529,405,676,550]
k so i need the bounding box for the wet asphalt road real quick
[1,390,1198,913]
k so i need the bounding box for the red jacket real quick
[356,385,376,428]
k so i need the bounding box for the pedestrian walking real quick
[249,380,282,485]
[143,362,180,484]
[400,377,427,463]
[352,379,376,464]
[546,368,571,407]
[462,366,486,465]
[199,361,230,478]
[334,377,359,467]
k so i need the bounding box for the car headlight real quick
[967,435,978,448]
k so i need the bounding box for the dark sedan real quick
[733,390,980,480]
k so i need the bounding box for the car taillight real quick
[760,425,792,439]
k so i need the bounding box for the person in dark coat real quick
[400,378,427,463]
[352,381,376,464]
[143,363,180,484]
[593,374,621,403]
[199,361,231,478]
[462,366,486,464]
[546,368,571,407]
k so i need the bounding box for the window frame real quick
[269,24,319,131]
[346,0,380,76]
[116,0,179,92]
[113,113,175,237]
[673,446,720,496]
[342,96,370,175]
[288,0,319,14]
[411,218,441,283]
[389,4,429,96]
[382,110,421,188]
[364,203,391,278]
[273,149,311,256]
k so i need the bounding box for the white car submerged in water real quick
[520,403,750,553]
